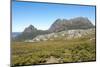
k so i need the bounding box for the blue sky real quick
[12,1,96,32]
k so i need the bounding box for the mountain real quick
[14,25,50,41]
[13,17,95,41]
[49,17,94,32]
[23,25,37,33]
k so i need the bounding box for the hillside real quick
[24,28,95,42]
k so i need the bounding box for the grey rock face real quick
[49,17,94,32]
[23,25,37,33]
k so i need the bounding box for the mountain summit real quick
[14,25,49,41]
[49,17,94,32]
[23,25,37,33]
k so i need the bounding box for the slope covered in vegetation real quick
[11,31,96,66]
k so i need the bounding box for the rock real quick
[90,38,95,41]
[24,40,35,42]
[46,56,59,63]
[23,25,37,33]
[49,17,94,32]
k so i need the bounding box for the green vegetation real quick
[11,36,96,66]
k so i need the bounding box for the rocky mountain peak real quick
[23,25,37,33]
[49,17,94,32]
[70,17,93,24]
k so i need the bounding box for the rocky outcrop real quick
[23,25,37,33]
[25,28,95,42]
[49,17,94,32]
